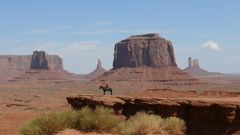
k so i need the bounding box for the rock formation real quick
[113,33,177,69]
[84,59,107,79]
[31,51,49,69]
[67,94,240,135]
[0,51,64,81]
[94,33,199,88]
[184,57,220,76]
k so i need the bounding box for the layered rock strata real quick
[67,94,240,135]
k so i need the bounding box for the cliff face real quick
[67,94,240,135]
[0,55,32,70]
[113,33,177,69]
[31,51,49,69]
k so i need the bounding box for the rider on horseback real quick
[105,82,109,89]
[99,82,112,95]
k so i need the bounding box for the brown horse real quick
[99,85,112,95]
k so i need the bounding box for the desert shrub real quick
[122,113,186,135]
[122,112,166,135]
[73,106,123,132]
[21,106,123,135]
[21,107,186,135]
[21,110,76,135]
[164,117,186,135]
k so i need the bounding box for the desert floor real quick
[0,75,240,135]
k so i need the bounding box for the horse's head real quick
[99,85,103,89]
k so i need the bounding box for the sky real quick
[0,1,240,74]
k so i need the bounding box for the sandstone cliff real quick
[31,51,49,69]
[113,33,177,69]
[67,94,240,135]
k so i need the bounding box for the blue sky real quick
[0,1,240,73]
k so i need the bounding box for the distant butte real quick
[184,57,221,76]
[0,51,64,82]
[84,59,107,80]
[94,33,200,88]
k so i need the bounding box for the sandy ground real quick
[0,75,240,135]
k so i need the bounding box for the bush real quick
[21,107,123,135]
[164,117,186,135]
[21,110,75,135]
[121,113,186,135]
[73,106,123,132]
[21,107,186,135]
[122,112,165,135]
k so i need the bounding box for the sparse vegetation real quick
[21,107,186,135]
[121,112,186,135]
[21,110,76,135]
[72,106,123,132]
[121,112,165,135]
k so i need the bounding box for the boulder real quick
[31,51,49,69]
[113,33,177,69]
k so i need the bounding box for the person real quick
[105,82,109,89]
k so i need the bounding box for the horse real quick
[99,85,113,95]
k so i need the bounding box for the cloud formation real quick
[200,40,222,51]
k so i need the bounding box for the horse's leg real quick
[110,90,112,95]
[103,90,105,95]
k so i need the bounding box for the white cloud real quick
[200,40,222,51]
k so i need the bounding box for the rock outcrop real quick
[113,33,177,69]
[184,57,221,76]
[0,51,64,81]
[84,59,107,80]
[31,51,49,69]
[94,33,200,88]
[67,94,240,135]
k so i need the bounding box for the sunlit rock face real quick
[113,33,177,69]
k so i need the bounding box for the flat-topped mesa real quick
[113,33,177,69]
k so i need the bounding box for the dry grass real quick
[121,112,186,135]
[21,107,186,135]
[21,110,75,135]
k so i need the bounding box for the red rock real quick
[113,33,177,69]
[67,94,240,135]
